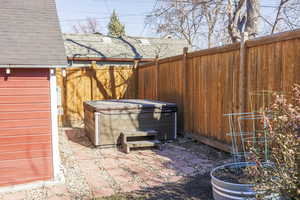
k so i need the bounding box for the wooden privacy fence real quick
[57,64,137,126]
[138,29,300,151]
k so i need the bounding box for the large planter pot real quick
[211,162,256,200]
[211,162,283,200]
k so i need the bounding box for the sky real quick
[56,0,157,37]
[56,0,284,38]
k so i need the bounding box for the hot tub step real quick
[127,140,160,147]
[122,140,161,153]
[121,130,158,137]
[121,130,162,153]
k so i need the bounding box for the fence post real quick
[182,47,188,133]
[239,32,248,130]
[155,55,159,100]
[61,69,68,126]
[91,61,97,101]
[134,59,140,99]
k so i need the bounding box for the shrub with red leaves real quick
[247,84,300,200]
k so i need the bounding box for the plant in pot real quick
[211,84,300,200]
[246,84,300,200]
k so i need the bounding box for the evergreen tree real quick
[108,10,125,37]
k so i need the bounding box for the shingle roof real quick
[63,33,189,59]
[0,0,67,67]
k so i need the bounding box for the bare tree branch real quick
[147,0,300,46]
[260,0,300,34]
[271,0,289,34]
[147,0,226,48]
[245,0,260,38]
[72,18,101,34]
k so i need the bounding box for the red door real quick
[0,69,53,186]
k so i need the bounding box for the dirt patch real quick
[211,165,254,184]
[175,138,230,162]
[94,195,146,200]
[92,138,231,200]
[94,172,214,200]
[0,129,230,200]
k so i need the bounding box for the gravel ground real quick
[0,128,230,200]
[94,172,215,200]
[94,137,231,200]
[59,128,91,199]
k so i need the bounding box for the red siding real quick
[0,69,53,186]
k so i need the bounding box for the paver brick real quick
[91,187,115,198]
[0,128,228,200]
[2,191,26,200]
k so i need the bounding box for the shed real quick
[63,33,190,67]
[0,0,66,187]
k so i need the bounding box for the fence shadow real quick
[62,127,226,200]
[62,125,228,200]
[125,172,213,200]
[58,65,137,127]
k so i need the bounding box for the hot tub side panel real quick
[83,106,97,145]
[96,111,177,147]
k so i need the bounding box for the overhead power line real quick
[60,13,150,22]
[156,0,300,9]
[104,0,111,14]
[59,0,300,24]
[139,0,160,36]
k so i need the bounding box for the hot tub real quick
[83,99,177,147]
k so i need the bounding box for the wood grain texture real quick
[0,96,50,104]
[0,143,52,154]
[0,135,51,145]
[56,65,137,126]
[0,80,49,88]
[0,111,51,120]
[137,30,300,150]
[0,103,50,112]
[0,157,52,186]
[0,149,52,161]
[137,65,157,100]
[0,68,53,186]
[0,126,51,137]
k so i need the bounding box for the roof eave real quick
[67,57,156,63]
[0,65,68,69]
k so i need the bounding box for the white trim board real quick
[49,68,63,181]
[0,65,67,68]
[95,113,100,146]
